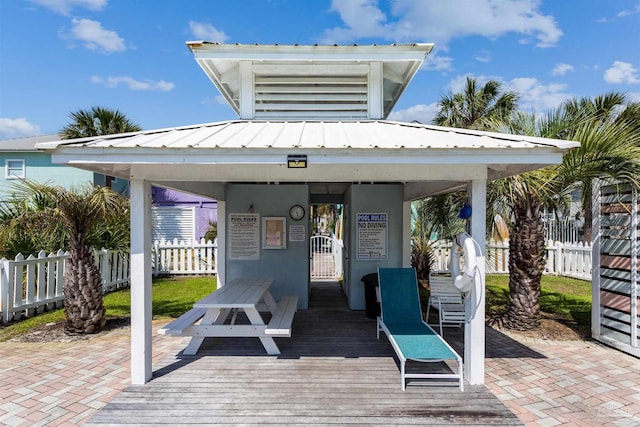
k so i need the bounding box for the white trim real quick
[217,201,226,286]
[368,62,383,119]
[5,159,25,179]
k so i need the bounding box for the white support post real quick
[216,200,226,287]
[591,180,601,339]
[466,179,486,385]
[402,201,411,268]
[130,179,153,384]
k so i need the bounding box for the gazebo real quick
[38,43,578,386]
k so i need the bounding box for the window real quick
[5,159,25,179]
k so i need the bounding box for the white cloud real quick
[201,95,228,105]
[62,18,126,53]
[604,61,640,84]
[0,118,41,139]
[552,63,574,76]
[445,73,571,113]
[422,52,454,71]
[474,50,492,63]
[388,103,439,124]
[29,0,106,16]
[617,3,640,17]
[189,21,229,42]
[507,77,571,112]
[322,0,562,48]
[91,75,175,91]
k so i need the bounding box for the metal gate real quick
[310,235,343,280]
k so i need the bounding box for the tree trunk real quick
[63,239,106,334]
[499,191,547,330]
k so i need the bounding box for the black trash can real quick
[361,272,380,319]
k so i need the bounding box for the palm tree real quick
[60,106,141,138]
[558,94,640,240]
[487,97,640,330]
[433,82,640,330]
[0,180,129,333]
[434,76,519,130]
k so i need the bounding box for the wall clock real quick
[289,204,305,221]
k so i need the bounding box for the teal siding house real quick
[0,134,129,201]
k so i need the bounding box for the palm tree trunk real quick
[63,238,106,334]
[500,192,547,330]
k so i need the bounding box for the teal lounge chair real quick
[377,267,463,391]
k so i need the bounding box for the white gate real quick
[310,235,343,280]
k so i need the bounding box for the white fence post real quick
[151,239,218,276]
[556,241,564,276]
[0,247,132,324]
[1,258,9,323]
[431,238,591,281]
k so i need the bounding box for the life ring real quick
[450,232,477,293]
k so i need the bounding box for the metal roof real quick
[0,134,60,151]
[37,120,577,151]
[36,120,579,201]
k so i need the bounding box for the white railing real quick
[544,218,584,243]
[310,235,343,279]
[152,238,217,276]
[431,239,592,281]
[1,248,130,323]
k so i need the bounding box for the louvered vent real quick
[254,74,368,119]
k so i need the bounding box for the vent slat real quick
[255,93,368,102]
[255,76,367,84]
[254,111,368,119]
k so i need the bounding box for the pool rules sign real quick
[357,213,388,260]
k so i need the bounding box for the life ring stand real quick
[450,232,477,293]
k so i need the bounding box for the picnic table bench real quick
[158,278,298,355]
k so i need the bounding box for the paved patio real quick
[1,284,639,426]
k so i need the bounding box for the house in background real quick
[152,187,217,242]
[0,135,217,242]
[0,134,128,199]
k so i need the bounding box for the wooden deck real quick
[87,282,521,426]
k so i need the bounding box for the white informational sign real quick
[228,213,260,260]
[289,225,306,242]
[357,213,388,260]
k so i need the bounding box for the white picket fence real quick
[431,239,592,281]
[1,248,130,323]
[152,238,217,276]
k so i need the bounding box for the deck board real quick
[86,282,521,426]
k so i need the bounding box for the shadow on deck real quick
[87,282,523,426]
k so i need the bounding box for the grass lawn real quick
[485,274,591,334]
[0,275,217,342]
[1,274,590,341]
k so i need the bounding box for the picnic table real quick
[158,278,298,355]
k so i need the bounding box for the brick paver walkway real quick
[1,323,639,426]
[484,328,640,426]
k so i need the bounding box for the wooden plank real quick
[88,283,519,426]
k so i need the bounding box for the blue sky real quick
[0,0,639,139]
